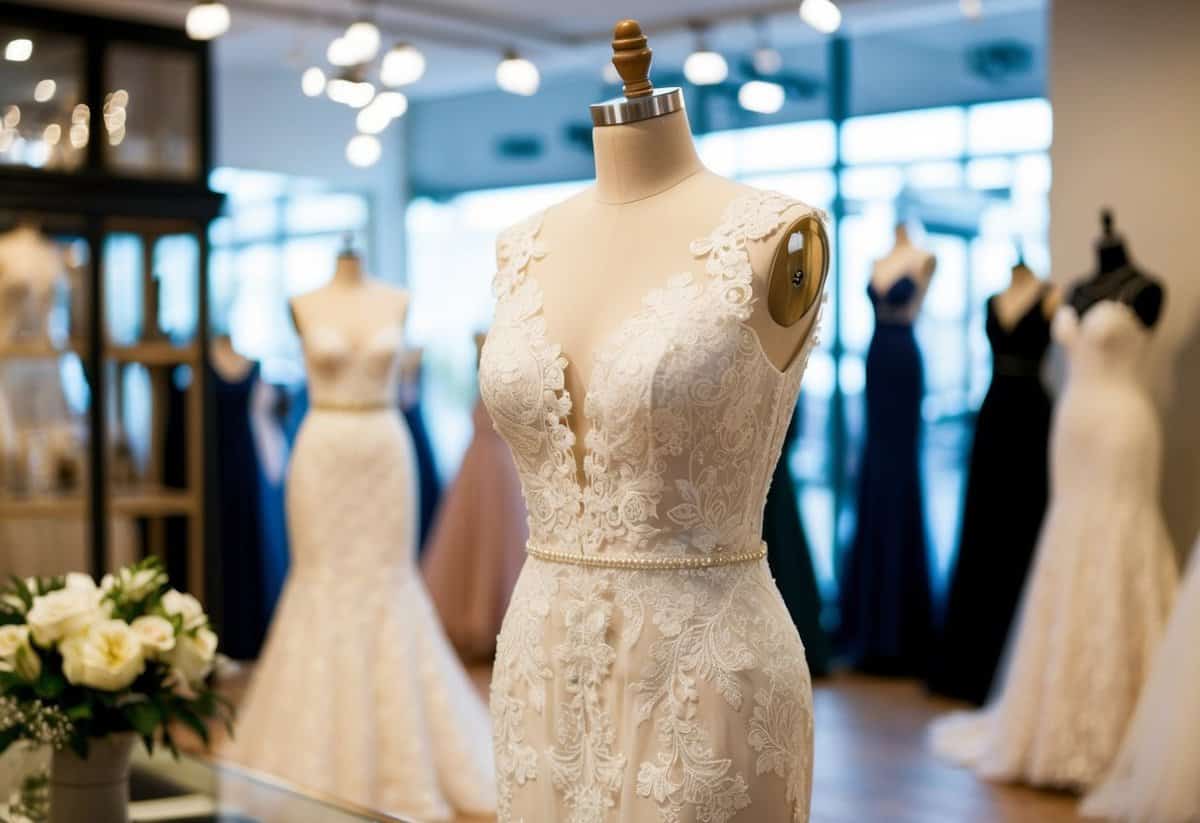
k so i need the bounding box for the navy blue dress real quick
[928,290,1052,704]
[838,275,933,676]
[402,401,441,554]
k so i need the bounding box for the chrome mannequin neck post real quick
[590,87,685,127]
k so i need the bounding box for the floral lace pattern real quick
[482,189,824,822]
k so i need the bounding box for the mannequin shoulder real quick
[1130,275,1165,328]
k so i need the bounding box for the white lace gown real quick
[480,191,820,823]
[223,324,495,821]
[930,301,1178,791]
[1081,535,1200,822]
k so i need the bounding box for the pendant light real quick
[34,79,56,103]
[496,50,539,96]
[381,43,426,87]
[185,1,231,41]
[326,70,375,109]
[301,67,326,97]
[4,38,33,62]
[346,133,381,168]
[799,0,842,34]
[683,27,728,86]
[343,19,381,64]
[738,80,786,114]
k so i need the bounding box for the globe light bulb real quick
[5,39,33,62]
[738,80,786,114]
[496,52,539,96]
[381,43,426,87]
[343,20,381,64]
[346,133,381,168]
[683,50,728,86]
[301,66,326,97]
[185,2,230,41]
[799,0,842,34]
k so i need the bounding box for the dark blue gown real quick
[838,275,933,676]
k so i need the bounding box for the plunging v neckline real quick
[990,287,1047,335]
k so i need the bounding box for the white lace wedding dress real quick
[481,191,821,823]
[1081,533,1200,822]
[930,300,1178,791]
[223,323,495,821]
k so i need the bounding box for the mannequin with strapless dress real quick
[223,249,495,821]
[931,211,1177,791]
[839,223,935,676]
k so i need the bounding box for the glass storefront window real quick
[0,26,86,172]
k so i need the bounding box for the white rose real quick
[60,619,145,692]
[100,574,116,593]
[118,568,164,601]
[64,572,97,591]
[14,641,41,682]
[0,625,39,680]
[166,627,218,686]
[0,625,29,659]
[1,593,27,613]
[26,586,105,647]
[160,590,206,631]
[129,616,176,657]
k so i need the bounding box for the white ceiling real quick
[15,0,1045,98]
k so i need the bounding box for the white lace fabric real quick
[481,190,823,822]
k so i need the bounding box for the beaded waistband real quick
[525,541,767,570]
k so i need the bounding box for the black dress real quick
[763,414,832,676]
[838,275,933,676]
[928,290,1052,704]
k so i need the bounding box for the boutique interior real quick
[0,0,1198,821]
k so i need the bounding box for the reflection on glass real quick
[0,26,85,171]
[105,44,199,178]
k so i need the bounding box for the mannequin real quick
[210,334,255,382]
[869,222,936,315]
[993,249,1059,330]
[1068,209,1164,327]
[527,20,827,469]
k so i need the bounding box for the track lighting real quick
[799,0,842,34]
[496,50,539,96]
[738,80,785,114]
[684,27,728,86]
[301,67,326,97]
[381,43,426,87]
[346,133,381,168]
[4,38,33,62]
[185,1,230,41]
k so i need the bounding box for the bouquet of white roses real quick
[0,557,232,759]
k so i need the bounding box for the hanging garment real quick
[422,398,527,662]
[402,398,441,554]
[763,413,832,677]
[481,191,822,823]
[930,301,1177,791]
[838,274,933,676]
[223,322,494,821]
[928,290,1052,704]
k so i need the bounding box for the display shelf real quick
[0,339,88,359]
[107,341,200,366]
[0,493,87,518]
[111,486,198,517]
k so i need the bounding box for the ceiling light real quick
[373,91,408,119]
[346,133,381,168]
[343,20,381,64]
[44,123,61,146]
[799,0,842,34]
[381,43,426,87]
[356,102,391,135]
[186,2,230,41]
[738,80,786,114]
[496,50,539,96]
[684,49,728,86]
[326,37,356,67]
[5,39,33,62]
[960,0,984,19]
[326,75,375,108]
[301,66,326,97]
[34,79,56,103]
[753,47,783,76]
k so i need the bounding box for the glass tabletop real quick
[0,744,414,822]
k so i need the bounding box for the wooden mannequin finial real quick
[611,19,653,98]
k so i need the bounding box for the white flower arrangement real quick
[0,558,232,759]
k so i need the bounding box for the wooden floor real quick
[213,665,1085,823]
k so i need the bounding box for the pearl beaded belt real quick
[525,541,767,570]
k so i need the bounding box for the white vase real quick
[50,734,135,823]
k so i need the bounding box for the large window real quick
[405,97,1051,614]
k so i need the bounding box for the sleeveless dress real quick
[930,300,1178,791]
[928,291,1052,704]
[423,398,528,662]
[481,190,822,823]
[1082,535,1200,823]
[838,274,933,676]
[223,323,495,821]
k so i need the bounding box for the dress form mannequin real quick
[290,245,409,348]
[993,253,1059,330]
[1068,210,1164,328]
[870,223,936,314]
[529,20,828,471]
[210,334,255,382]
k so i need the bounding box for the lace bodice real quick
[301,325,405,409]
[479,190,823,561]
[1052,301,1150,380]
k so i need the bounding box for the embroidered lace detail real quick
[483,188,821,822]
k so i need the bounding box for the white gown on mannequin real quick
[1081,535,1200,822]
[930,300,1177,791]
[481,191,820,823]
[224,323,495,821]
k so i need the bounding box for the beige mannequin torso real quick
[289,255,409,349]
[524,109,826,463]
[992,264,1060,329]
[870,225,936,322]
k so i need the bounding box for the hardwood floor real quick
[213,665,1086,822]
